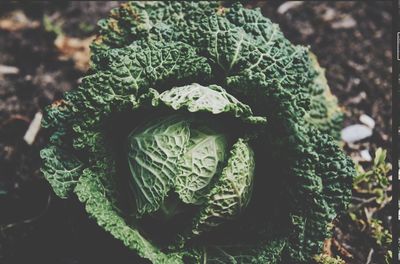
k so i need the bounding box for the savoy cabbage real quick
[40,2,354,263]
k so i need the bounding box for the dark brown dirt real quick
[0,2,392,264]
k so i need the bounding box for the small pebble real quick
[277,1,303,14]
[331,15,357,29]
[359,114,375,129]
[360,149,372,162]
[321,8,336,22]
[341,124,373,143]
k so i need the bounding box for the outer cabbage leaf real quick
[305,52,344,140]
[74,157,185,264]
[203,239,286,264]
[40,146,83,198]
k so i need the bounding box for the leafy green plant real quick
[40,2,354,263]
[348,148,392,261]
[352,148,391,208]
[314,254,345,264]
[43,14,63,36]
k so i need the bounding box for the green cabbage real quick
[40,2,354,263]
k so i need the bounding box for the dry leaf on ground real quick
[0,10,40,31]
[54,35,95,72]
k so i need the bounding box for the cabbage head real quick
[40,2,354,263]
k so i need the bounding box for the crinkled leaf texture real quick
[174,124,228,205]
[41,2,354,264]
[127,116,191,216]
[40,145,83,198]
[191,138,255,236]
[127,115,229,215]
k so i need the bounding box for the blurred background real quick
[0,2,393,264]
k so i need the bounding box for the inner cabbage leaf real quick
[175,125,228,205]
[127,116,191,216]
[127,116,232,217]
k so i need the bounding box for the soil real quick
[0,2,392,264]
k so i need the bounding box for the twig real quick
[0,65,19,75]
[365,248,374,264]
[348,196,376,213]
[23,112,43,145]
[332,238,354,259]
